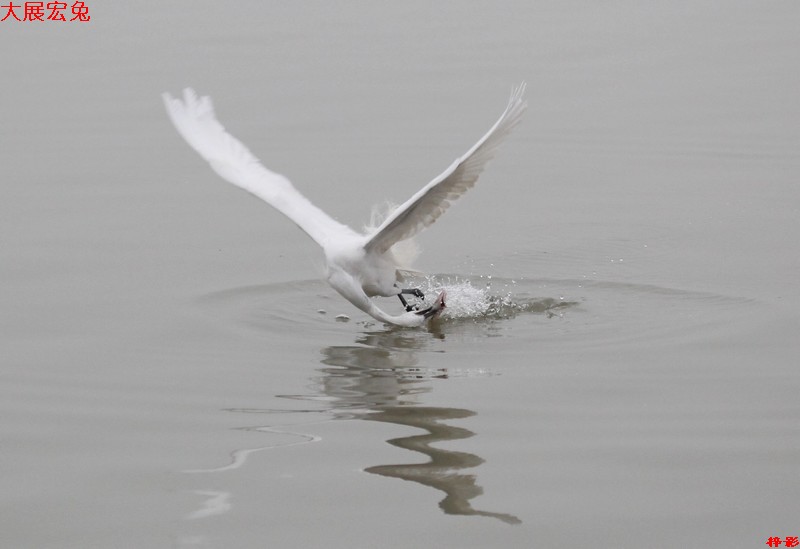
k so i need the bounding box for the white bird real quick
[162,84,527,327]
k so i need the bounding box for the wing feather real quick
[364,83,527,255]
[162,88,357,247]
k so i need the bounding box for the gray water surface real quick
[2,2,799,548]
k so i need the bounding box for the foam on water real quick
[196,274,758,354]
[411,275,576,321]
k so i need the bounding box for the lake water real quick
[2,2,799,548]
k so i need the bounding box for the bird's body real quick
[163,84,526,326]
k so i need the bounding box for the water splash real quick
[412,275,577,321]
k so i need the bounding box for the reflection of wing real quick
[364,83,527,255]
[364,406,522,525]
[163,88,357,247]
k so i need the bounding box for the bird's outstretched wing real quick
[163,88,357,248]
[363,83,527,255]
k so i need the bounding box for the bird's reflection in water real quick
[363,406,521,525]
[314,329,521,525]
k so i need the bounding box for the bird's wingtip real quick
[510,81,527,103]
[182,87,198,102]
[161,91,177,108]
